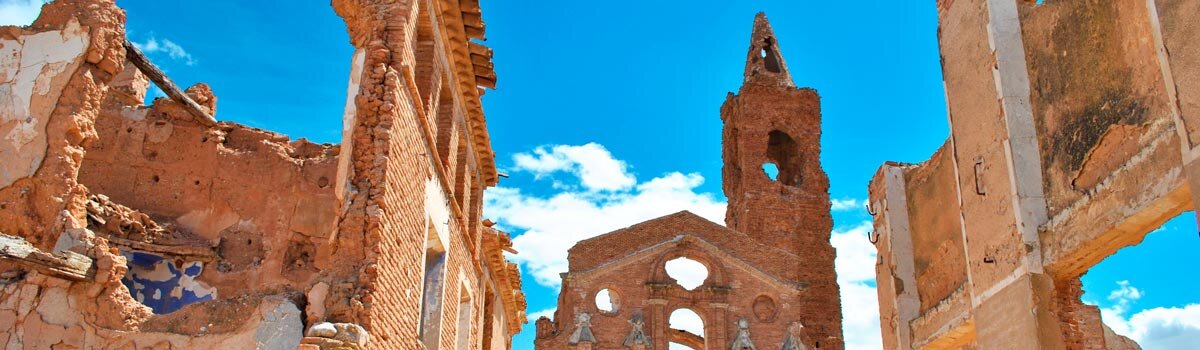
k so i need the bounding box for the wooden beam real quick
[0,233,92,281]
[468,42,492,59]
[123,39,218,127]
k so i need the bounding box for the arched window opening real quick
[766,130,803,187]
[669,308,705,350]
[665,257,709,290]
[595,288,619,315]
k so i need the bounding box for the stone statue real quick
[568,312,596,345]
[729,318,757,350]
[781,322,809,350]
[623,310,652,347]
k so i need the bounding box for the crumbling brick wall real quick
[869,0,1200,349]
[0,0,526,349]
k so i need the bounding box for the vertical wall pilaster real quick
[880,165,919,350]
[969,1,1063,348]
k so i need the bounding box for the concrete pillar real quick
[1147,0,1200,216]
[879,165,919,350]
[966,1,1064,348]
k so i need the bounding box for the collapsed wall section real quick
[1,0,526,349]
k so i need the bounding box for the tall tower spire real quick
[722,13,831,252]
[743,12,795,88]
[720,12,843,348]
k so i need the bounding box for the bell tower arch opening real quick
[765,129,803,186]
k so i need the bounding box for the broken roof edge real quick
[436,0,500,186]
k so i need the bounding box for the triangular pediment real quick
[567,211,805,284]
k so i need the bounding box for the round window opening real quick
[665,257,709,290]
[595,288,619,314]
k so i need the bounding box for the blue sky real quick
[4,0,1199,349]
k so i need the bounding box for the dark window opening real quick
[436,78,458,173]
[414,0,438,105]
[419,224,448,350]
[481,286,496,350]
[454,289,473,350]
[766,130,803,186]
[762,37,782,73]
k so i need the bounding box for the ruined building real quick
[0,0,526,348]
[534,14,844,350]
[869,0,1197,349]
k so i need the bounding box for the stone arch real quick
[666,307,707,350]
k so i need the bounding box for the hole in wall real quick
[762,37,782,73]
[765,130,803,187]
[595,288,618,314]
[763,163,780,181]
[151,175,160,183]
[121,250,216,314]
[665,257,708,290]
[1076,212,1200,348]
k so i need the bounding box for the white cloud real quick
[486,170,725,287]
[831,221,883,350]
[132,36,196,66]
[510,143,636,192]
[528,307,556,321]
[489,143,881,349]
[831,198,865,212]
[1097,280,1200,350]
[0,0,48,26]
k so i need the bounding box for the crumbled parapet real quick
[0,0,128,249]
[299,322,369,350]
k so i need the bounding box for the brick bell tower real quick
[721,13,840,325]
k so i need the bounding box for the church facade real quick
[534,14,844,350]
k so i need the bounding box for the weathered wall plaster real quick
[0,19,88,189]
